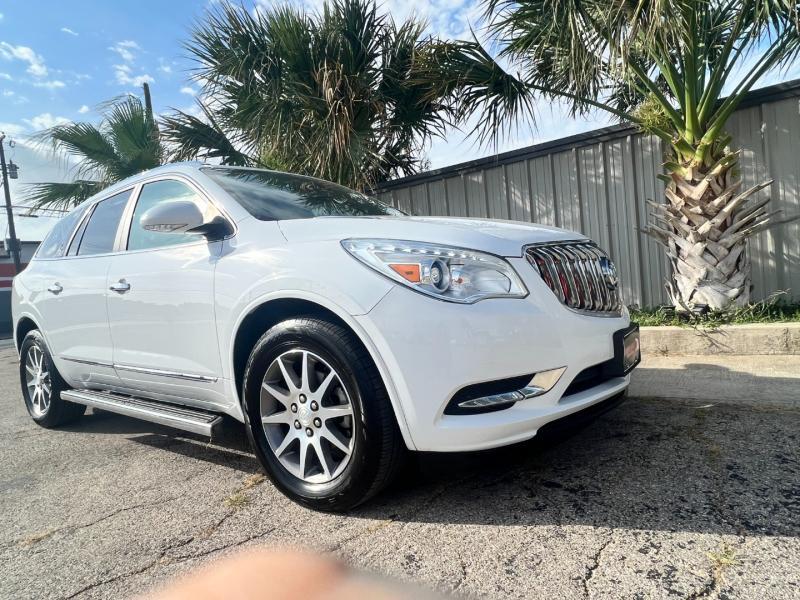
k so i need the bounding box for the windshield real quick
[202,167,402,221]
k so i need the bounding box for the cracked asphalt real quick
[1,344,799,599]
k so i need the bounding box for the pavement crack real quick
[15,496,180,548]
[581,536,612,599]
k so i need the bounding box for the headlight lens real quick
[342,239,528,303]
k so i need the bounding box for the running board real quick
[61,389,223,437]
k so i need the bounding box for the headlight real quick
[341,239,528,303]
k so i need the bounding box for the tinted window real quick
[36,204,89,259]
[128,180,211,251]
[202,167,401,221]
[76,190,131,256]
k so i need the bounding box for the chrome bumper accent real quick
[457,367,567,410]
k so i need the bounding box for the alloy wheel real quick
[25,344,51,417]
[260,349,354,484]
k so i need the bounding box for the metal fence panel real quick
[375,83,800,307]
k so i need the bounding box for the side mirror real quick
[140,200,233,239]
[141,200,205,233]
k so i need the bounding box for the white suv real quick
[12,164,640,510]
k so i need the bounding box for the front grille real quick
[525,241,622,315]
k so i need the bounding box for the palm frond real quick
[24,180,106,211]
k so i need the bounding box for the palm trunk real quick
[646,148,775,312]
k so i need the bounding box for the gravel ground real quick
[1,346,799,599]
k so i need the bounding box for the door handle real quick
[47,282,63,295]
[109,279,131,293]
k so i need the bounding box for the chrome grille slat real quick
[525,241,622,316]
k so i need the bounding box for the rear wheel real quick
[242,317,404,511]
[19,330,85,428]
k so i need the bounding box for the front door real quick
[106,178,226,408]
[36,189,133,388]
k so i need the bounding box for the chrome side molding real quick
[113,364,219,383]
[60,356,218,383]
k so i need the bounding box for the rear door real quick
[36,188,133,388]
[106,177,227,408]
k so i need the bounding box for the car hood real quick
[277,216,584,257]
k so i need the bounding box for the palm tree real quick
[27,83,165,210]
[431,0,800,312]
[161,0,457,191]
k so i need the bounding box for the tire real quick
[242,317,405,511]
[19,330,86,428]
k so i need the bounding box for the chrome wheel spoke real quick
[318,404,353,421]
[297,439,309,479]
[321,425,351,454]
[313,438,332,480]
[300,351,310,391]
[273,430,297,457]
[260,349,354,484]
[261,410,292,425]
[276,356,298,391]
[262,381,291,405]
[313,370,336,399]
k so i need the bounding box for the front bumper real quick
[355,257,634,452]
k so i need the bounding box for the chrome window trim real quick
[30,171,236,261]
[33,185,139,262]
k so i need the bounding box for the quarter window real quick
[35,204,88,259]
[74,189,132,256]
[127,180,211,251]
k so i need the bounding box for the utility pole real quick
[0,133,22,274]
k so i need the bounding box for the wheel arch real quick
[229,296,415,450]
[15,315,40,353]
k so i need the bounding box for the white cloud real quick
[0,13,4,22]
[180,86,196,96]
[0,72,11,80]
[61,27,79,36]
[113,63,154,88]
[254,0,481,38]
[0,122,26,136]
[2,90,13,97]
[109,40,141,63]
[0,42,48,77]
[32,79,66,89]
[78,105,90,114]
[24,112,71,131]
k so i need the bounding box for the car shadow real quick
[65,370,800,538]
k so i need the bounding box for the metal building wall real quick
[375,82,800,308]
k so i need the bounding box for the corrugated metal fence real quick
[375,81,800,308]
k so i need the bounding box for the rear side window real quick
[35,205,88,259]
[73,190,132,256]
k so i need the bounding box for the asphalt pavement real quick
[1,346,799,599]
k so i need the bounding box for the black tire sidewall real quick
[19,330,73,427]
[242,319,387,510]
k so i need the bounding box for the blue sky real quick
[1,0,799,241]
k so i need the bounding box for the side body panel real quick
[106,240,226,407]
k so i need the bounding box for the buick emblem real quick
[599,257,618,290]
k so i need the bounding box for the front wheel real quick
[19,330,85,428]
[242,317,404,511]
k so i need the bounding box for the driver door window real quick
[127,179,212,251]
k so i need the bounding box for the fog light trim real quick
[456,367,566,411]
